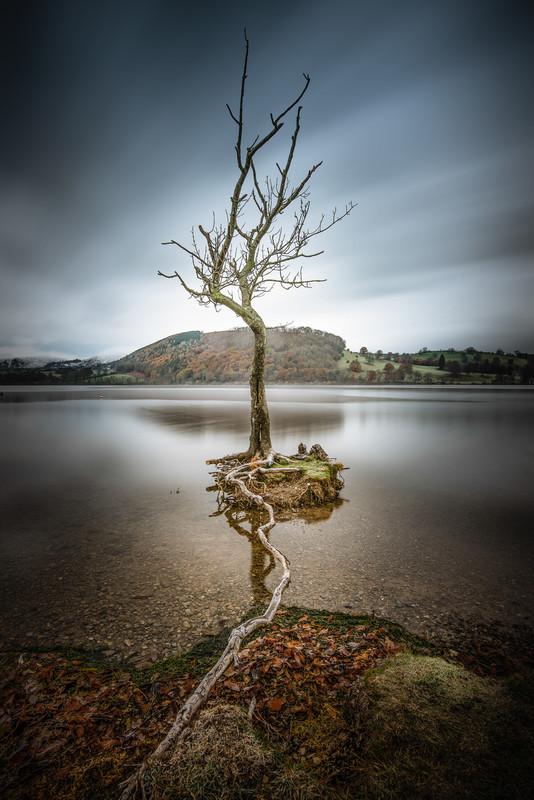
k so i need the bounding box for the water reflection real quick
[217,507,276,605]
[1,385,533,657]
[208,483,345,605]
[141,401,345,441]
[140,402,250,436]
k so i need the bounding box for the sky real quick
[1,0,533,360]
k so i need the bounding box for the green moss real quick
[4,610,534,800]
[346,654,534,799]
[274,458,341,482]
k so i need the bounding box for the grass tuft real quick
[152,704,272,799]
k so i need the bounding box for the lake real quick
[1,385,533,662]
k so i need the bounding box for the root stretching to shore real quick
[119,446,343,799]
[119,455,293,799]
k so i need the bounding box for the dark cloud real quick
[1,0,533,357]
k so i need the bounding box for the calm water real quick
[1,385,533,660]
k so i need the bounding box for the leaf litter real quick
[1,607,533,799]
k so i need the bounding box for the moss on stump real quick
[223,455,345,509]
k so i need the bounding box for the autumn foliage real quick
[114,327,346,384]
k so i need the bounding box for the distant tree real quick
[465,346,477,354]
[438,354,446,370]
[159,33,353,457]
[366,369,377,383]
[447,360,461,377]
[376,349,383,360]
[359,346,368,356]
[520,357,534,384]
[349,360,361,373]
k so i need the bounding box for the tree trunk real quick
[248,319,272,457]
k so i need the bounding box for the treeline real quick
[0,358,111,385]
[2,333,533,385]
[408,348,534,384]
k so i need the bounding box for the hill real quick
[112,327,346,383]
[110,330,533,385]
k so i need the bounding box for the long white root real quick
[119,456,291,800]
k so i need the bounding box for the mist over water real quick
[1,385,533,659]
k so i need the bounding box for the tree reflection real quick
[208,485,344,605]
[210,502,275,604]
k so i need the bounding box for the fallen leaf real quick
[63,698,83,714]
[101,737,120,749]
[267,697,284,712]
[54,766,71,780]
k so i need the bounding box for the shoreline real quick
[2,605,533,675]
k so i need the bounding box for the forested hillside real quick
[113,327,346,383]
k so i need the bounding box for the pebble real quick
[2,521,533,665]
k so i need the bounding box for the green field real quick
[336,348,530,384]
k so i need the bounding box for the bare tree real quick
[159,32,354,458]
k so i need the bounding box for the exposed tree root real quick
[212,447,344,510]
[119,456,291,800]
[119,447,343,798]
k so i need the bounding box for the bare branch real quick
[272,74,310,127]
[234,29,249,170]
[157,269,208,300]
[161,238,213,272]
[160,37,355,458]
[226,103,239,125]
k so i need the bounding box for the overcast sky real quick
[1,0,533,359]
